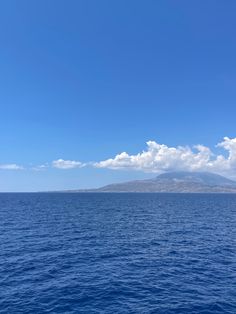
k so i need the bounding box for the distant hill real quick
[156,171,236,186]
[73,171,236,193]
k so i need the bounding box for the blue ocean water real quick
[0,193,236,314]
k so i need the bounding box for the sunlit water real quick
[0,193,236,313]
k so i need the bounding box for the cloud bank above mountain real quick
[2,137,236,178]
[95,137,236,177]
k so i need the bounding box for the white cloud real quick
[31,164,49,171]
[0,164,23,170]
[6,137,236,176]
[52,159,84,169]
[94,137,236,177]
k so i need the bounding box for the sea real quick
[0,193,235,313]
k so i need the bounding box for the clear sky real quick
[1,0,236,191]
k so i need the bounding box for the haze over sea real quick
[1,193,235,314]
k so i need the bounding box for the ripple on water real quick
[0,193,236,313]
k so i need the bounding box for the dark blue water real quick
[0,193,236,313]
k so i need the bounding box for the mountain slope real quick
[90,171,236,193]
[153,171,236,186]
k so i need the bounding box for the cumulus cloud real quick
[0,164,23,170]
[94,137,236,177]
[52,159,85,169]
[9,137,236,176]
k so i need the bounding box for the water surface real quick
[0,193,235,313]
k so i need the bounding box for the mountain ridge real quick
[67,171,236,193]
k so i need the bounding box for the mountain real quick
[156,171,236,186]
[76,171,236,193]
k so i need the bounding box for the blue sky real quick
[1,0,236,191]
